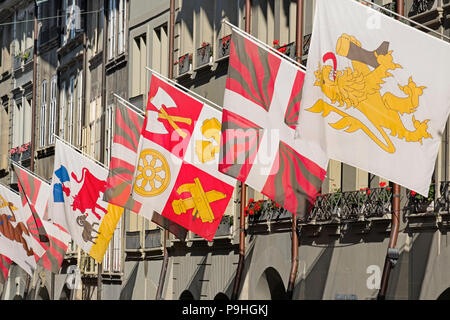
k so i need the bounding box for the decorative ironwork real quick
[145,229,161,248]
[247,200,291,223]
[176,53,192,76]
[382,2,397,17]
[403,183,435,215]
[302,34,311,56]
[307,187,392,223]
[218,35,231,59]
[196,42,212,68]
[409,0,435,16]
[435,181,450,213]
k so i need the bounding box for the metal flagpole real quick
[355,0,450,43]
[231,0,251,301]
[144,67,223,112]
[155,0,175,301]
[376,0,404,300]
[286,0,303,300]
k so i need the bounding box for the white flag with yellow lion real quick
[296,0,450,196]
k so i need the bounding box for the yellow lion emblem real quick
[307,34,431,153]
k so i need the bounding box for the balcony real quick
[144,229,162,249]
[307,186,392,223]
[405,182,450,232]
[13,47,33,71]
[408,0,437,17]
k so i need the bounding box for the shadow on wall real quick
[437,288,450,300]
[179,290,195,300]
[294,246,334,300]
[386,232,434,299]
[254,267,286,300]
[36,286,50,300]
[119,262,139,300]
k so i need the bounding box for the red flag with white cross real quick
[219,28,328,218]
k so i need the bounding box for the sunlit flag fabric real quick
[295,0,450,196]
[48,139,124,263]
[219,28,328,218]
[0,184,37,276]
[0,254,12,284]
[103,102,144,213]
[13,163,71,273]
[103,101,188,241]
[132,74,236,241]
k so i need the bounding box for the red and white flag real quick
[0,254,12,284]
[132,73,236,241]
[219,28,328,218]
[0,184,37,276]
[103,100,188,241]
[13,163,71,273]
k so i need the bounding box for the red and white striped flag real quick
[219,28,328,218]
[0,254,12,284]
[13,163,71,273]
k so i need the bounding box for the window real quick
[77,71,83,147]
[68,76,75,143]
[152,25,168,77]
[62,0,81,46]
[40,80,47,147]
[108,0,127,59]
[130,34,147,97]
[105,104,114,167]
[49,76,57,144]
[59,81,66,138]
[118,0,126,55]
[108,0,116,60]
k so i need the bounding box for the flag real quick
[295,0,450,196]
[132,74,236,241]
[104,101,188,241]
[0,184,37,276]
[48,139,124,263]
[13,163,71,273]
[0,254,12,284]
[218,28,328,218]
[103,102,144,213]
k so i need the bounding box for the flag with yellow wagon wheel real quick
[132,73,236,241]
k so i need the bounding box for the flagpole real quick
[355,0,450,43]
[377,0,404,300]
[144,67,223,112]
[286,0,303,301]
[53,135,109,170]
[223,20,306,71]
[113,93,145,117]
[155,0,175,301]
[231,0,251,301]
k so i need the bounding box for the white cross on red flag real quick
[219,28,328,218]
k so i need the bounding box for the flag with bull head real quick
[103,99,188,241]
[295,0,450,196]
[0,184,37,276]
[132,73,236,241]
[48,139,124,263]
[218,27,328,218]
[13,163,71,273]
[0,254,12,284]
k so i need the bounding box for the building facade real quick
[0,0,450,300]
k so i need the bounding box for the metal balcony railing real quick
[408,0,436,17]
[307,187,393,223]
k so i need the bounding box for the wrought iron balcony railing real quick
[307,187,392,223]
[408,0,436,17]
[404,182,450,216]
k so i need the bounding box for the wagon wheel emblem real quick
[134,149,170,197]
